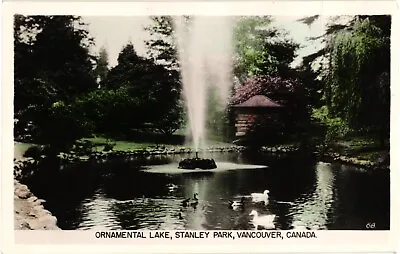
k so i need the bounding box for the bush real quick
[23,146,44,159]
[35,101,94,152]
[103,142,115,151]
[312,106,351,144]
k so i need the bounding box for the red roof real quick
[233,95,283,108]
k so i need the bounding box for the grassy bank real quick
[317,134,390,170]
[14,142,36,160]
[79,135,236,152]
[331,135,388,160]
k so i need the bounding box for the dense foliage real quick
[302,15,390,145]
[14,15,184,150]
[325,17,390,132]
[14,15,97,149]
[144,16,178,69]
[233,16,300,82]
[14,15,96,110]
[13,14,390,153]
[105,43,183,135]
[231,76,303,105]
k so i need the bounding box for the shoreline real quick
[14,180,60,230]
[14,142,60,230]
[14,142,389,177]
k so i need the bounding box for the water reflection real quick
[289,162,334,229]
[25,153,390,230]
[79,189,121,230]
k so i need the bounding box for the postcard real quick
[1,1,398,253]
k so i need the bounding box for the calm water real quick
[25,152,390,230]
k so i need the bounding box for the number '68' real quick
[366,223,376,229]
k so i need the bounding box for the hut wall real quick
[235,113,256,136]
[234,109,282,137]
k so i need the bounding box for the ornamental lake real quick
[23,152,390,230]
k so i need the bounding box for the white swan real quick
[251,190,269,203]
[251,190,269,198]
[292,221,307,230]
[167,183,178,192]
[249,210,275,229]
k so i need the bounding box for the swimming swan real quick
[251,190,269,203]
[251,190,269,198]
[292,221,307,230]
[167,183,178,192]
[249,210,276,229]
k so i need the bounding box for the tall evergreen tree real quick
[106,43,183,134]
[94,46,109,86]
[144,16,177,69]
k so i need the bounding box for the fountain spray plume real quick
[173,16,234,153]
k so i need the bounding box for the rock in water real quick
[178,158,217,170]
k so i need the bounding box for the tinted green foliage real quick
[14,14,390,153]
[234,16,299,82]
[302,15,390,146]
[14,15,96,110]
[14,15,97,148]
[105,43,183,135]
[15,15,184,149]
[73,87,135,134]
[326,17,390,131]
[36,101,95,151]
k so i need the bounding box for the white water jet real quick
[173,16,234,152]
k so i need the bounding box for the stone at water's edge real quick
[178,158,217,170]
[14,180,60,230]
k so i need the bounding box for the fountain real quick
[178,151,217,170]
[173,16,234,170]
[140,16,267,174]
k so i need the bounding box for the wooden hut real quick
[231,95,284,137]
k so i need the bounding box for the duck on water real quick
[229,196,245,210]
[181,193,198,208]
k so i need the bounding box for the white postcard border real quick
[1,1,399,253]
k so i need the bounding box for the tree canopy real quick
[144,16,177,69]
[300,16,390,138]
[105,42,183,135]
[325,16,390,131]
[296,15,391,148]
[15,15,96,108]
[14,15,97,148]
[233,16,300,82]
[13,14,390,152]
